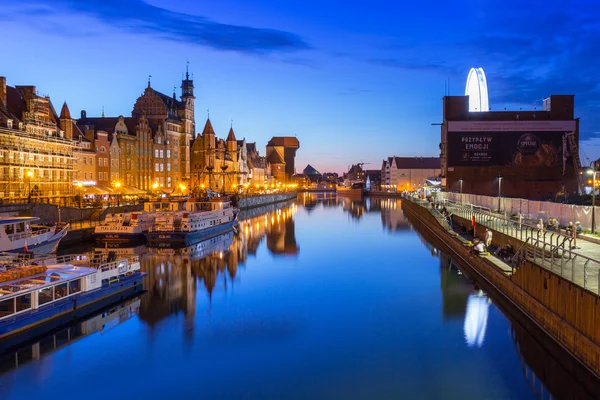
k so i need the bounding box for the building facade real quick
[0,77,75,203]
[381,157,440,191]
[440,95,579,200]
[265,137,300,182]
[190,119,240,193]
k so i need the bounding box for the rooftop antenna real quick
[148,75,152,88]
[230,119,233,128]
[207,108,210,119]
[101,106,105,118]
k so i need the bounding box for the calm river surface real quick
[0,194,582,399]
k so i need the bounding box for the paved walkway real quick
[439,200,600,294]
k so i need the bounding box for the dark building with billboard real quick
[440,95,580,200]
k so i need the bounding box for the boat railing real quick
[97,255,140,274]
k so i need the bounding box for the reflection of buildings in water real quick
[241,205,299,256]
[464,291,489,348]
[136,203,299,331]
[439,252,473,320]
[298,192,337,213]
[0,297,141,377]
[376,198,410,233]
[339,197,365,220]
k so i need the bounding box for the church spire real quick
[181,62,194,99]
[59,102,71,120]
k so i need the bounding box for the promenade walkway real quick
[437,198,600,294]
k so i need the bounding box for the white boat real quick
[146,198,238,248]
[0,217,68,254]
[0,254,145,341]
[94,200,185,246]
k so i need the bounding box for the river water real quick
[0,194,587,399]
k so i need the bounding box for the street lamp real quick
[26,170,34,203]
[76,182,83,208]
[587,166,596,233]
[497,176,503,212]
[459,179,463,194]
[179,183,187,195]
[114,181,121,206]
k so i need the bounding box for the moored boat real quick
[146,197,237,248]
[0,254,145,341]
[0,217,68,254]
[94,200,185,247]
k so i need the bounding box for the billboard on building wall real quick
[446,121,577,167]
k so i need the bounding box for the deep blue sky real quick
[2,0,599,174]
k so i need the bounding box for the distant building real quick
[344,164,365,182]
[381,157,440,191]
[246,142,270,187]
[303,164,321,182]
[265,137,300,182]
[322,172,338,183]
[365,170,382,191]
[440,95,579,199]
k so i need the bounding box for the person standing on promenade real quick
[485,228,493,248]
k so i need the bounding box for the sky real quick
[1,0,600,174]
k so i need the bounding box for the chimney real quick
[0,77,6,107]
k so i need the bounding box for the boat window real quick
[15,223,25,233]
[15,293,31,312]
[55,282,68,299]
[38,287,53,305]
[4,224,14,235]
[69,279,81,295]
[0,298,14,317]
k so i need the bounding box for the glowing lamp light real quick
[465,67,489,112]
[26,170,34,178]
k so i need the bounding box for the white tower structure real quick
[465,67,489,112]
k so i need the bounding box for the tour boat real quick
[146,198,238,248]
[94,201,185,246]
[0,217,68,254]
[0,254,146,341]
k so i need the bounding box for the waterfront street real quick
[0,195,590,400]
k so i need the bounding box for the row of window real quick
[0,279,82,319]
[0,152,70,163]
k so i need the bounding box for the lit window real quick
[166,150,171,158]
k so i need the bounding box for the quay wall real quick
[367,191,403,198]
[402,199,600,385]
[238,192,297,210]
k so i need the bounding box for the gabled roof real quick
[60,102,71,119]
[266,151,285,165]
[246,142,257,154]
[226,127,236,142]
[393,157,440,169]
[267,136,300,148]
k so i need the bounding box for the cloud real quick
[6,0,311,55]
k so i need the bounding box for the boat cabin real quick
[0,264,94,321]
[0,217,53,243]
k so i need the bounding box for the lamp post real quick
[76,182,83,208]
[114,181,121,207]
[587,166,596,233]
[26,170,34,203]
[179,183,187,196]
[459,179,463,194]
[152,182,159,198]
[497,176,503,212]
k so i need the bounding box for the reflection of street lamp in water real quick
[26,170,34,203]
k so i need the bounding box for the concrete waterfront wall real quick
[402,199,600,386]
[99,204,144,220]
[238,192,297,210]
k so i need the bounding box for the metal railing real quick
[443,199,574,252]
[513,237,600,294]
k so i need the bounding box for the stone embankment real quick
[237,192,297,210]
